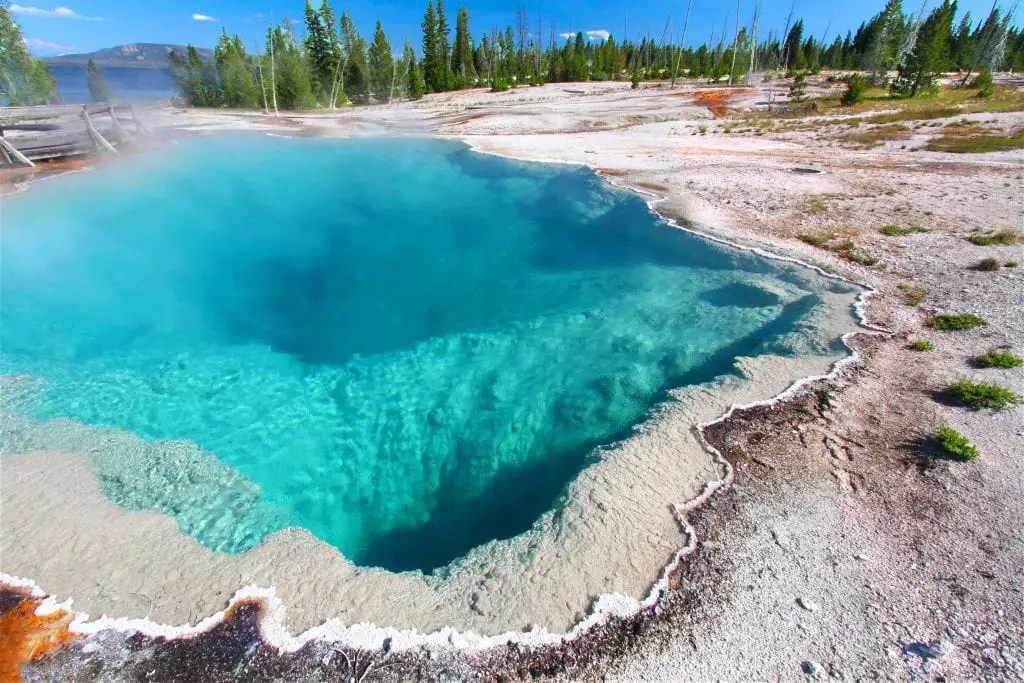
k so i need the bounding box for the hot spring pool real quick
[0,135,858,575]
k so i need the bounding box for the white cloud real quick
[559,32,574,40]
[585,29,611,42]
[192,13,218,22]
[22,36,74,52]
[10,4,102,20]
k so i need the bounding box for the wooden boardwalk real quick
[0,103,152,167]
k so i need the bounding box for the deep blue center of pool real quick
[0,136,848,572]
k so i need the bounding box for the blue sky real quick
[12,0,1016,57]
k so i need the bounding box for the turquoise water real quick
[0,136,854,572]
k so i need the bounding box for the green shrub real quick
[925,130,1024,154]
[935,424,978,461]
[973,69,995,98]
[909,339,934,351]
[798,233,830,247]
[880,225,930,236]
[1006,261,1020,268]
[841,74,866,106]
[847,251,880,266]
[973,348,1024,368]
[789,73,808,102]
[898,283,925,306]
[490,76,510,92]
[928,313,988,331]
[975,257,1002,271]
[946,377,1022,410]
[968,229,1021,246]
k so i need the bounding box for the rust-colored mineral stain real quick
[0,589,78,683]
[692,88,745,118]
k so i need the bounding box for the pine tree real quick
[368,20,394,101]
[421,1,443,92]
[841,73,866,105]
[783,20,804,71]
[319,0,344,106]
[436,0,452,89]
[405,38,426,99]
[891,0,954,97]
[866,0,906,81]
[475,34,491,81]
[340,11,369,103]
[0,4,58,105]
[303,0,329,101]
[973,69,994,97]
[175,44,218,106]
[86,58,112,102]
[214,30,259,107]
[789,73,808,101]
[269,23,317,109]
[960,6,1012,86]
[951,12,973,70]
[504,26,517,83]
[452,6,475,87]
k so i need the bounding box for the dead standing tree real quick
[728,0,741,84]
[670,0,693,85]
[746,3,762,85]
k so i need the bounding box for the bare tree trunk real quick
[327,37,343,108]
[268,18,279,116]
[747,4,761,85]
[671,0,693,86]
[779,1,794,72]
[516,7,528,81]
[816,18,833,71]
[389,51,406,105]
[729,0,741,84]
[254,41,269,114]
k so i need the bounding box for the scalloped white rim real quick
[1,133,889,656]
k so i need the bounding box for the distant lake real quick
[49,65,176,103]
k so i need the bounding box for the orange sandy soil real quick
[0,586,79,683]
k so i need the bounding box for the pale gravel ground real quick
[6,78,1024,679]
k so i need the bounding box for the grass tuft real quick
[897,283,925,306]
[909,339,934,351]
[865,107,961,124]
[880,225,930,236]
[925,129,1024,154]
[798,233,831,247]
[806,198,828,214]
[928,313,988,331]
[974,257,1002,271]
[838,124,913,147]
[833,239,879,265]
[934,424,979,461]
[973,348,1024,369]
[1006,261,1019,268]
[946,377,1022,410]
[967,229,1022,246]
[847,252,880,266]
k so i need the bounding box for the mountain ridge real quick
[46,43,213,68]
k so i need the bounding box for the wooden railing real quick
[0,103,152,167]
